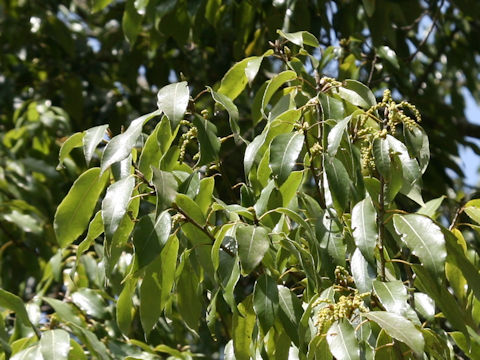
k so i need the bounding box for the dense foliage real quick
[2,0,480,359]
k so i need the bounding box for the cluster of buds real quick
[319,77,342,92]
[313,289,369,334]
[310,142,323,158]
[334,266,354,287]
[179,124,198,164]
[366,89,421,133]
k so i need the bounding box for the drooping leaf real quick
[351,248,376,294]
[40,329,70,360]
[192,115,220,166]
[351,195,377,264]
[236,225,269,274]
[101,175,135,242]
[152,167,178,214]
[101,110,160,173]
[157,81,190,130]
[116,278,137,335]
[278,285,304,346]
[464,199,480,224]
[83,125,108,166]
[417,195,445,218]
[253,274,279,333]
[269,132,304,185]
[327,116,350,157]
[207,87,241,140]
[122,0,143,44]
[393,214,446,277]
[177,256,201,332]
[140,255,163,336]
[133,211,171,269]
[58,132,84,168]
[373,280,419,324]
[232,296,255,360]
[325,157,350,215]
[372,137,391,179]
[54,167,109,248]
[326,320,360,360]
[363,311,424,353]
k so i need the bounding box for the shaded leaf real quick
[232,296,255,360]
[351,196,377,264]
[71,288,108,320]
[152,167,178,213]
[253,274,279,333]
[58,132,84,168]
[192,115,220,165]
[335,80,376,109]
[278,285,304,346]
[236,225,269,274]
[269,132,304,185]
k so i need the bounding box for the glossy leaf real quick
[140,254,163,336]
[373,280,418,323]
[71,288,108,320]
[351,248,376,293]
[253,274,279,333]
[207,87,241,139]
[152,167,178,213]
[83,125,108,166]
[175,193,206,226]
[393,214,446,277]
[0,289,33,329]
[327,116,350,157]
[269,132,304,185]
[363,311,424,353]
[372,137,391,178]
[54,167,109,248]
[40,329,70,360]
[325,157,350,215]
[351,196,377,264]
[326,320,360,360]
[378,46,399,69]
[101,175,135,242]
[133,211,171,269]
[236,225,269,274]
[464,199,480,224]
[101,110,160,173]
[116,278,137,335]
[260,70,297,120]
[335,80,376,109]
[122,0,143,44]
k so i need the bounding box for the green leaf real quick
[138,121,163,181]
[232,296,256,360]
[0,289,33,329]
[414,293,435,321]
[71,288,108,320]
[278,285,304,346]
[372,137,391,179]
[327,116,350,157]
[373,280,419,324]
[277,30,320,47]
[253,274,279,333]
[417,196,445,218]
[195,176,215,216]
[177,256,201,331]
[351,196,377,264]
[83,125,108,166]
[175,193,206,226]
[363,311,424,353]
[101,175,135,242]
[362,0,375,16]
[157,81,189,129]
[101,110,160,173]
[92,0,114,13]
[351,248,376,293]
[236,225,270,274]
[116,278,137,335]
[325,158,350,215]
[393,214,446,277]
[378,46,399,69]
[54,167,109,248]
[269,132,304,186]
[326,320,360,360]
[140,255,163,336]
[11,345,42,360]
[319,93,344,120]
[334,80,376,109]
[58,132,84,168]
[387,135,423,205]
[40,329,70,360]
[159,235,179,312]
[42,298,83,327]
[464,199,480,224]
[192,115,220,165]
[217,52,272,100]
[133,211,171,269]
[122,0,143,44]
[207,87,241,140]
[261,70,297,120]
[152,167,178,213]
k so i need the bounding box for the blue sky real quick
[459,91,480,187]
